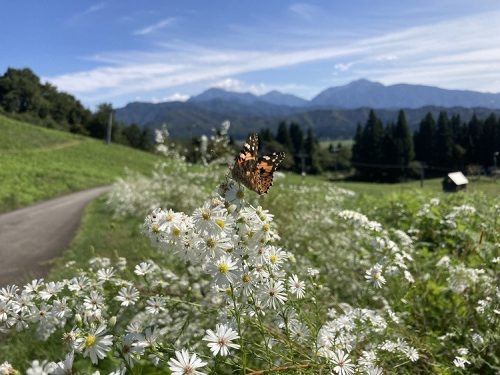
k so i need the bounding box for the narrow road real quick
[0,186,110,286]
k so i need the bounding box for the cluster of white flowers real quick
[142,179,303,319]
[441,204,477,228]
[106,162,223,217]
[338,210,383,232]
[154,124,185,161]
[317,303,419,374]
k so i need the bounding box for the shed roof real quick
[447,172,468,185]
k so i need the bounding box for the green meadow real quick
[0,114,160,213]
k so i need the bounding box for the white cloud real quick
[68,2,105,24]
[212,78,267,95]
[375,55,398,61]
[163,93,190,102]
[289,3,320,20]
[334,63,352,72]
[48,9,500,104]
[133,17,176,35]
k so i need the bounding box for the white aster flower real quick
[145,296,165,314]
[329,350,355,375]
[83,291,105,311]
[366,366,383,375]
[307,267,320,277]
[168,349,207,375]
[49,351,74,375]
[288,274,306,299]
[453,356,470,369]
[134,261,156,276]
[265,246,288,270]
[206,255,239,287]
[39,281,64,301]
[203,323,240,356]
[77,325,113,365]
[365,264,386,288]
[96,267,115,282]
[26,360,55,375]
[259,280,287,309]
[115,286,140,307]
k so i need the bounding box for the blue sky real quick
[1,0,500,108]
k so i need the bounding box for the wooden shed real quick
[442,172,468,192]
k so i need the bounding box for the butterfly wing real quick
[231,134,259,191]
[231,134,285,195]
[255,152,285,194]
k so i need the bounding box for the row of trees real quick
[0,68,152,151]
[352,110,500,181]
[258,122,350,174]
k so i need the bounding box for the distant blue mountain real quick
[115,79,500,139]
[258,90,309,107]
[311,79,500,108]
[189,88,309,107]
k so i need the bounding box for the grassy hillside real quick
[0,114,160,212]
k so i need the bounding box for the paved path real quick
[0,186,110,286]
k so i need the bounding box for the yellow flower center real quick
[262,223,270,232]
[236,190,245,199]
[218,263,230,274]
[206,238,216,248]
[172,227,181,237]
[216,219,225,229]
[152,224,160,233]
[270,254,278,264]
[85,335,96,348]
[242,274,252,283]
[202,211,211,220]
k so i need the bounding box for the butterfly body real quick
[231,134,285,195]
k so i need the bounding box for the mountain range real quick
[115,79,500,139]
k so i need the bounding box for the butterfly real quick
[231,133,285,195]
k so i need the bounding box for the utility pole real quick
[297,152,307,176]
[419,162,426,188]
[106,111,113,144]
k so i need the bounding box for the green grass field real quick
[0,114,160,212]
[1,114,498,372]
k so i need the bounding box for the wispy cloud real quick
[213,78,268,95]
[68,2,105,24]
[289,3,321,20]
[48,10,500,104]
[161,93,190,102]
[133,17,176,36]
[334,63,353,72]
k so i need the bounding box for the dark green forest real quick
[352,109,500,181]
[2,67,499,182]
[0,68,151,150]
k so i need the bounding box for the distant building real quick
[442,172,469,192]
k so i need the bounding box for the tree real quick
[0,68,45,113]
[465,114,483,165]
[86,103,113,140]
[275,121,293,152]
[392,110,414,179]
[479,113,498,167]
[381,123,399,180]
[289,122,304,155]
[351,110,385,180]
[436,112,454,169]
[414,112,437,166]
[304,127,321,174]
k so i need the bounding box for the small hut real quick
[442,172,468,192]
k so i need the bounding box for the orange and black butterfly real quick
[231,133,285,195]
